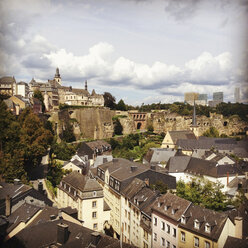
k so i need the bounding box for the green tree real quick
[47,157,64,188]
[51,142,76,161]
[202,126,219,137]
[116,99,127,111]
[61,124,76,143]
[176,179,228,211]
[103,92,116,109]
[33,90,45,112]
[151,180,168,194]
[114,119,123,135]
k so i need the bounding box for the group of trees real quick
[109,133,163,161]
[103,92,129,111]
[176,179,229,211]
[0,102,53,182]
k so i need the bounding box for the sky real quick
[0,0,247,105]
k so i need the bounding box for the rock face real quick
[50,109,248,141]
[49,108,115,140]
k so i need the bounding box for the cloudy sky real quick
[0,0,247,105]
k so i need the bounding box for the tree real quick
[114,119,123,135]
[116,99,127,111]
[147,124,154,133]
[51,142,76,161]
[103,92,116,109]
[203,126,219,137]
[61,124,76,143]
[33,90,45,112]
[151,180,168,194]
[176,179,228,211]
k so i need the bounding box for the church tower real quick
[85,80,88,91]
[54,67,62,85]
[190,100,199,137]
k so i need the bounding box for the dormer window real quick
[205,223,211,233]
[172,208,177,215]
[194,220,200,230]
[181,215,186,224]
[158,202,162,207]
[164,205,169,211]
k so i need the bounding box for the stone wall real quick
[49,108,115,140]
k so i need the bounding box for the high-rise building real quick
[234,87,240,103]
[198,94,208,105]
[213,92,223,102]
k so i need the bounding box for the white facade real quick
[16,83,29,98]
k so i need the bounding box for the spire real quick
[55,67,60,78]
[85,80,88,91]
[192,99,197,126]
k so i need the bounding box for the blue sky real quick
[0,0,247,105]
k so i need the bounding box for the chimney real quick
[57,223,69,245]
[131,166,137,172]
[144,178,149,186]
[38,180,43,194]
[91,232,101,246]
[50,214,57,220]
[5,195,11,217]
[227,171,229,185]
[14,179,21,185]
[150,165,156,171]
[103,157,107,164]
[234,216,243,239]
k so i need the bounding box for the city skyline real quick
[0,0,247,105]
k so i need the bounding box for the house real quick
[151,193,191,248]
[177,137,248,159]
[226,173,248,199]
[5,219,136,248]
[0,180,53,216]
[57,171,110,232]
[77,140,112,165]
[223,236,248,248]
[16,82,29,98]
[96,158,176,239]
[120,178,159,248]
[178,204,236,248]
[204,152,235,165]
[161,130,197,149]
[62,154,89,174]
[143,148,176,167]
[0,76,16,96]
[9,95,30,111]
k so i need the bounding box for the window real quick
[181,216,186,224]
[154,217,157,226]
[194,220,200,229]
[194,237,199,247]
[93,191,96,197]
[166,241,170,248]
[173,228,176,237]
[143,230,148,240]
[205,224,211,233]
[93,223,97,230]
[143,242,148,248]
[110,177,114,187]
[173,245,176,248]
[161,237,165,247]
[205,241,210,248]
[92,201,97,208]
[92,211,97,218]
[128,212,130,220]
[161,221,165,231]
[167,224,170,234]
[125,210,127,218]
[154,233,157,241]
[181,231,185,242]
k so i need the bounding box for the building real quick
[161,130,197,149]
[96,158,176,241]
[16,82,29,98]
[0,76,16,96]
[151,193,191,248]
[57,171,110,232]
[77,140,112,165]
[5,219,136,248]
[178,204,236,248]
[62,154,89,174]
[234,88,240,103]
[213,92,224,102]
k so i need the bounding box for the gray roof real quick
[60,171,102,192]
[152,192,191,221]
[166,156,191,173]
[168,130,197,143]
[223,236,248,248]
[6,219,136,248]
[145,148,177,164]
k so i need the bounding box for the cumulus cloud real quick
[43,42,237,93]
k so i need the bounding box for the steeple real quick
[54,67,61,85]
[85,80,88,91]
[190,100,199,137]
